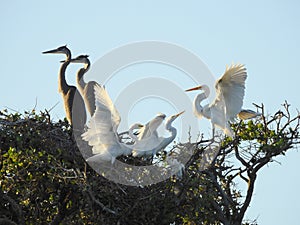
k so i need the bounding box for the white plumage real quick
[82,85,183,164]
[186,64,255,137]
[82,84,131,164]
[132,111,184,157]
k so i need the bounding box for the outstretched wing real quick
[84,81,98,117]
[215,64,247,121]
[137,122,158,140]
[137,114,165,140]
[81,84,122,156]
[93,84,121,133]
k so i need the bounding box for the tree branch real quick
[87,190,117,215]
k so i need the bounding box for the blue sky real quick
[1,1,299,224]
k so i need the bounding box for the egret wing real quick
[84,81,98,116]
[215,64,247,121]
[94,84,121,132]
[137,122,159,140]
[137,114,165,140]
[81,85,122,155]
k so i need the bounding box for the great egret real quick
[186,64,249,137]
[42,45,87,129]
[118,113,165,145]
[130,113,166,157]
[70,55,98,117]
[128,123,144,141]
[137,113,166,140]
[82,84,164,164]
[132,111,184,157]
[85,123,144,163]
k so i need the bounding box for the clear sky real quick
[1,1,299,224]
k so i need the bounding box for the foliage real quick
[0,103,299,225]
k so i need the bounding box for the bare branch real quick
[87,190,117,215]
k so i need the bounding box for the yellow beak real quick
[175,111,185,117]
[185,85,202,92]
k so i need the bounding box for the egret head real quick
[129,123,144,130]
[156,113,166,120]
[130,123,144,136]
[185,85,210,97]
[166,111,185,124]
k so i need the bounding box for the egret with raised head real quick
[82,85,168,164]
[132,111,184,157]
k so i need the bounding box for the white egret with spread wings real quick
[82,85,181,164]
[186,64,259,137]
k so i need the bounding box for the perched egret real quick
[118,113,165,147]
[70,55,98,117]
[137,113,166,140]
[82,84,130,164]
[82,84,167,164]
[85,123,145,163]
[42,45,87,129]
[127,123,144,141]
[132,111,184,157]
[186,64,255,137]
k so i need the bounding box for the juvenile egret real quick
[42,45,87,129]
[186,64,248,137]
[128,123,144,141]
[82,84,167,164]
[132,111,184,157]
[118,113,165,145]
[70,55,98,117]
[137,113,166,140]
[130,113,166,157]
[85,123,144,163]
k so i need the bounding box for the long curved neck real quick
[58,52,71,94]
[161,121,177,147]
[165,122,177,137]
[194,85,210,119]
[76,61,90,92]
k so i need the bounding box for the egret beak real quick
[175,110,185,117]
[185,85,202,92]
[42,49,60,54]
